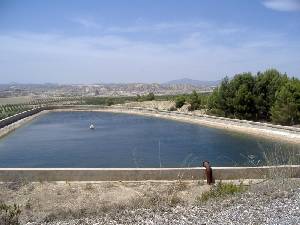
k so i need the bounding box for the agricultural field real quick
[0,104,31,120]
[0,96,33,105]
[0,97,81,120]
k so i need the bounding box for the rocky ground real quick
[1,179,299,225]
[116,100,206,115]
[120,100,177,111]
[120,100,205,114]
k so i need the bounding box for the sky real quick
[0,0,300,84]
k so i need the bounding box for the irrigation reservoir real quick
[0,111,298,168]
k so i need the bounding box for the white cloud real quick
[262,0,300,11]
[0,24,299,83]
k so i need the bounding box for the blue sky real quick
[0,0,300,83]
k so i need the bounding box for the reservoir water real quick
[0,111,298,167]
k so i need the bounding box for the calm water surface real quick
[0,112,298,167]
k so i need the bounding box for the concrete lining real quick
[0,166,299,181]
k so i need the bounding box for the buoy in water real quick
[89,124,95,129]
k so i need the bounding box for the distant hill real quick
[163,78,220,87]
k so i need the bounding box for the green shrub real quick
[145,92,155,101]
[175,96,186,108]
[197,182,246,202]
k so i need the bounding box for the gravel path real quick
[26,180,300,225]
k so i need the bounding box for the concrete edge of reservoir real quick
[0,166,299,181]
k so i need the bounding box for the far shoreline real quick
[0,106,300,145]
[52,107,300,145]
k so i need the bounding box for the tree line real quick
[174,69,300,126]
[83,93,175,106]
[207,69,300,125]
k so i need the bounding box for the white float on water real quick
[89,124,95,129]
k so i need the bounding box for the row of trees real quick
[83,93,170,106]
[0,104,31,120]
[136,92,155,101]
[207,69,300,125]
[84,93,179,106]
[0,97,82,120]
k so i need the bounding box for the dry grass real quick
[263,146,300,179]
[0,203,21,225]
[0,180,208,223]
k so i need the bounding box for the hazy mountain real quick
[163,78,220,87]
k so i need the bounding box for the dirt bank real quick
[1,179,299,224]
[0,180,209,223]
